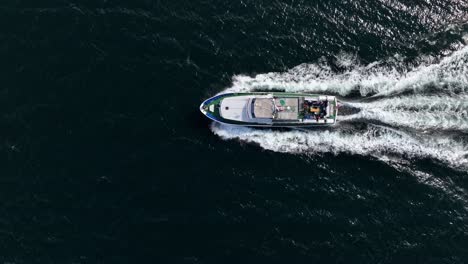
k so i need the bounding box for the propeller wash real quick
[211,45,468,171]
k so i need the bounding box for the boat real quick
[199,92,338,127]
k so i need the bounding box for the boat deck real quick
[200,92,338,127]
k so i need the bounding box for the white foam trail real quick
[343,94,468,131]
[226,46,468,96]
[213,45,468,171]
[211,123,468,169]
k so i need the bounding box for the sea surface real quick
[1,0,468,263]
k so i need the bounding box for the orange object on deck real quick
[310,106,320,113]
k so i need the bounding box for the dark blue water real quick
[1,0,468,263]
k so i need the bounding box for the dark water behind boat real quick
[1,0,468,263]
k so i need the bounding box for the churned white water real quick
[211,45,468,170]
[211,123,468,169]
[225,45,468,96]
[344,94,468,131]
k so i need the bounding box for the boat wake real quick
[342,94,468,131]
[211,123,468,169]
[211,44,468,173]
[224,45,468,97]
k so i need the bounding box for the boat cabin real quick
[248,96,332,123]
[211,93,336,125]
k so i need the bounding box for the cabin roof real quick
[253,99,274,118]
